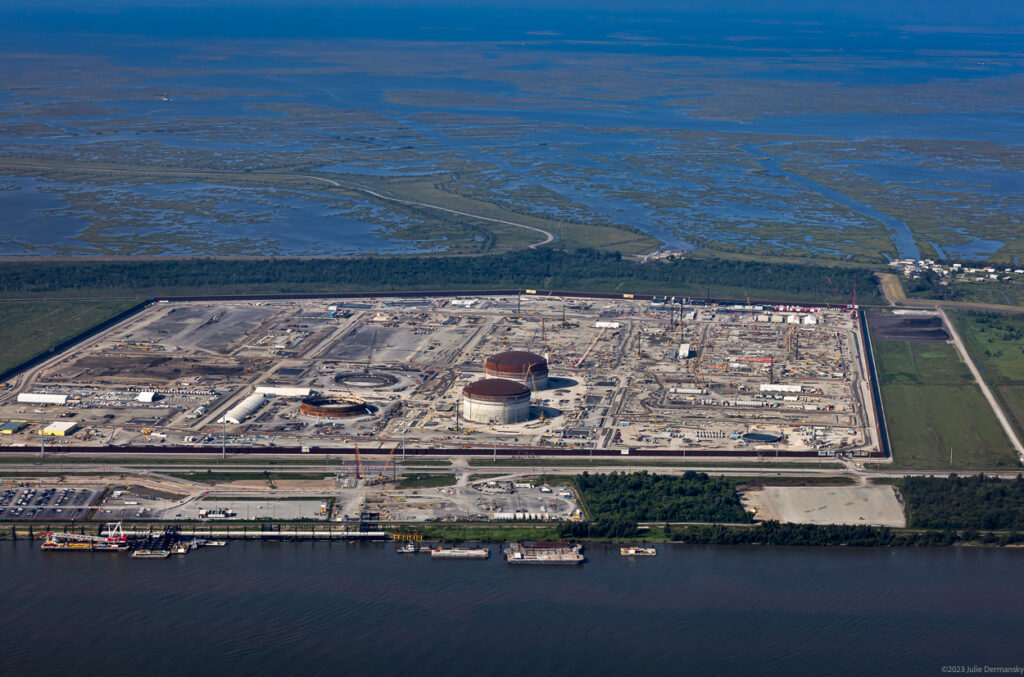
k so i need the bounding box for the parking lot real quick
[0,486,101,520]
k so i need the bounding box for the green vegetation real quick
[902,273,1024,307]
[870,327,1018,470]
[468,458,843,469]
[575,471,752,523]
[952,311,1024,438]
[900,475,1024,530]
[397,473,457,489]
[737,476,857,487]
[953,312,1024,383]
[467,473,507,482]
[0,249,879,303]
[413,524,562,543]
[168,471,331,482]
[666,522,1024,547]
[873,341,972,385]
[0,299,139,375]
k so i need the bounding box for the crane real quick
[826,276,840,310]
[524,363,539,391]
[849,278,857,317]
[354,444,364,480]
[376,446,397,484]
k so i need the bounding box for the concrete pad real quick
[741,485,906,527]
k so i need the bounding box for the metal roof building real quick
[17,393,68,405]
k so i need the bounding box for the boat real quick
[503,541,584,565]
[203,540,227,547]
[620,546,657,557]
[431,547,489,559]
[396,542,420,554]
[131,549,170,559]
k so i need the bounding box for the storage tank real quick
[462,379,532,424]
[483,351,548,389]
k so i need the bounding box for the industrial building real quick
[483,351,549,389]
[219,394,265,425]
[0,421,28,435]
[17,393,67,405]
[42,421,78,436]
[0,293,880,457]
[462,378,532,424]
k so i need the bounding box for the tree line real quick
[0,249,879,301]
[665,522,1024,547]
[574,470,753,524]
[900,474,1024,531]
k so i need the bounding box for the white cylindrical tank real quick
[461,379,531,425]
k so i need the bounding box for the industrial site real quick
[0,292,880,459]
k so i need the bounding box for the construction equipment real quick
[826,276,840,310]
[376,446,398,484]
[524,363,539,391]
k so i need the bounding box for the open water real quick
[1,541,1022,675]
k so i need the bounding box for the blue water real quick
[0,1,1020,258]
[1,541,1023,675]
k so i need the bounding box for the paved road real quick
[940,308,1024,460]
[302,174,557,249]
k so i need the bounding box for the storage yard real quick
[0,293,880,458]
[1,477,581,524]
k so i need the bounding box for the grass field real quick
[397,473,457,489]
[951,311,1024,438]
[951,312,1024,385]
[872,341,973,385]
[0,298,141,377]
[870,326,1019,470]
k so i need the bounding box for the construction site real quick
[0,292,881,459]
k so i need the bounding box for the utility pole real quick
[38,409,45,459]
[222,414,226,460]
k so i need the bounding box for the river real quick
[1,541,1021,675]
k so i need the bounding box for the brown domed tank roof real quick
[463,378,531,401]
[484,351,548,374]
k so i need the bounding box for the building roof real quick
[43,421,78,433]
[463,378,531,400]
[485,351,548,373]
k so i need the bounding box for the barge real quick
[504,541,584,565]
[621,546,657,557]
[40,522,129,552]
[431,547,489,559]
